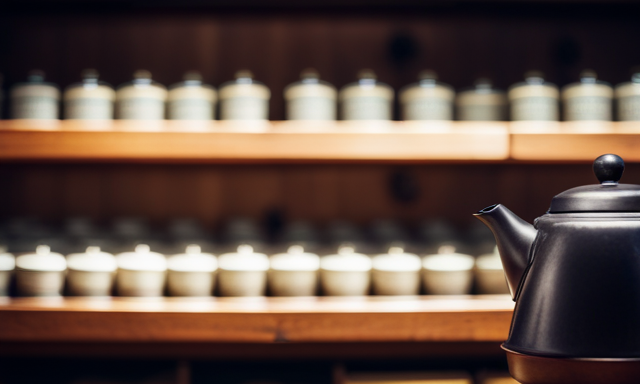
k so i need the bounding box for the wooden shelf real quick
[0,296,513,343]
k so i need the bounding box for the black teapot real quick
[475,154,640,384]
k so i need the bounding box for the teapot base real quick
[503,345,640,384]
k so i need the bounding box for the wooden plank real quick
[0,296,514,343]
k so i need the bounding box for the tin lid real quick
[457,78,507,106]
[422,245,475,271]
[339,69,393,101]
[168,71,217,102]
[270,245,320,271]
[116,70,167,100]
[284,68,337,100]
[615,70,640,98]
[16,245,67,272]
[11,70,60,99]
[219,70,270,100]
[0,247,15,271]
[218,244,269,271]
[320,245,372,272]
[167,244,217,272]
[64,69,115,101]
[116,244,167,272]
[67,246,117,272]
[508,71,559,100]
[561,70,613,100]
[399,70,455,103]
[372,246,421,272]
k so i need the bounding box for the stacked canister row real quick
[4,68,640,121]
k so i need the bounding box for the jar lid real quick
[422,245,474,271]
[219,70,270,100]
[11,70,60,99]
[548,154,640,213]
[0,251,15,271]
[284,68,337,100]
[218,244,269,271]
[339,69,393,101]
[168,71,217,102]
[167,244,217,272]
[116,244,167,272]
[15,245,67,272]
[270,245,320,271]
[372,246,421,272]
[399,70,455,103]
[615,71,640,98]
[457,78,507,106]
[561,70,613,99]
[508,71,559,100]
[476,246,503,270]
[64,69,115,101]
[116,70,167,100]
[320,245,372,272]
[67,246,117,272]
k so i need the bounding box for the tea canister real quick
[66,246,117,296]
[371,246,421,295]
[268,245,320,296]
[508,71,559,121]
[15,245,66,296]
[284,69,337,121]
[474,246,509,295]
[456,79,508,121]
[11,70,60,120]
[167,244,217,297]
[167,71,217,120]
[422,245,475,295]
[64,69,115,120]
[562,70,613,121]
[115,244,167,297]
[339,69,393,121]
[400,70,455,121]
[116,70,167,120]
[320,245,372,296]
[217,244,269,297]
[219,70,270,121]
[615,71,640,121]
[0,247,15,296]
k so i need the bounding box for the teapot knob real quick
[593,154,624,185]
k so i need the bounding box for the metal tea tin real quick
[562,70,612,121]
[64,69,115,120]
[219,70,270,120]
[11,70,60,120]
[615,71,640,121]
[116,70,167,120]
[508,71,559,121]
[457,78,507,121]
[167,71,217,120]
[284,69,336,120]
[400,70,454,121]
[339,69,393,120]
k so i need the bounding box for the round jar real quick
[562,70,613,121]
[64,69,115,120]
[217,244,269,297]
[268,245,320,296]
[474,246,509,295]
[219,70,270,121]
[167,244,217,297]
[15,245,67,296]
[400,70,454,121]
[66,246,116,296]
[0,247,15,296]
[168,71,217,120]
[615,72,640,121]
[456,79,507,121]
[508,71,559,121]
[371,246,421,295]
[11,70,60,120]
[320,245,372,296]
[284,69,336,121]
[116,70,167,120]
[339,69,393,121]
[422,245,475,295]
[115,244,167,297]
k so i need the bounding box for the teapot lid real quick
[549,154,640,213]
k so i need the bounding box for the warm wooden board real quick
[0,121,509,162]
[0,296,514,343]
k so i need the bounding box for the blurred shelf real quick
[0,296,514,343]
[0,121,510,163]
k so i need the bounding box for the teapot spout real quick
[474,204,537,300]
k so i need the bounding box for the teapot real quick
[475,154,640,384]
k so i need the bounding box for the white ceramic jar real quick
[400,70,454,121]
[320,246,372,296]
[0,247,15,296]
[475,246,509,295]
[422,245,475,295]
[219,70,270,121]
[340,69,393,121]
[371,246,421,295]
[15,245,66,296]
[457,79,508,121]
[64,69,115,120]
[217,244,269,296]
[116,70,167,120]
[284,69,337,121]
[115,244,167,297]
[508,71,559,121]
[167,71,217,120]
[11,70,60,120]
[616,72,640,121]
[269,245,320,296]
[167,245,217,296]
[562,70,613,121]
[66,246,117,296]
